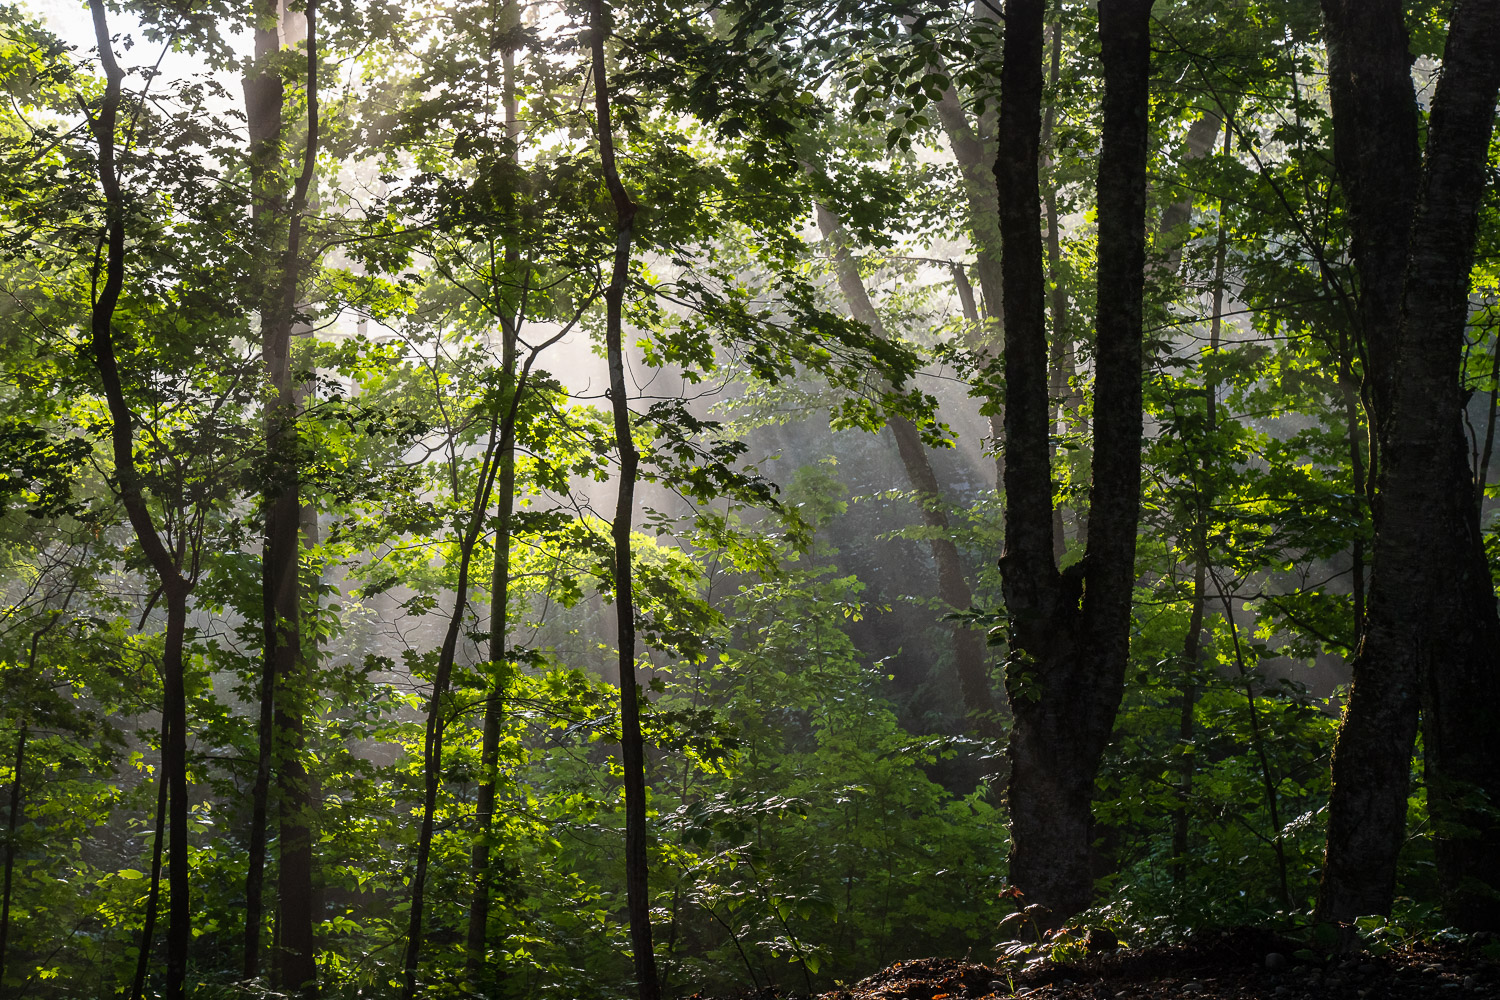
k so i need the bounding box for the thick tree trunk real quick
[1318,1,1421,440]
[590,5,659,995]
[1314,0,1422,923]
[996,0,1153,925]
[1317,0,1500,929]
[1402,1,1500,929]
[241,0,286,980]
[241,4,321,988]
[813,203,999,738]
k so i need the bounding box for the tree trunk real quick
[161,591,190,1000]
[84,6,194,994]
[1172,158,1229,884]
[813,202,999,739]
[0,726,24,993]
[1403,0,1500,929]
[996,0,1154,925]
[928,10,1006,484]
[1317,0,1500,929]
[402,412,506,999]
[128,717,170,1000]
[589,4,659,996]
[467,413,515,992]
[241,0,286,980]
[241,3,321,988]
[467,12,523,986]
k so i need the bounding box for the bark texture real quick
[85,5,193,994]
[1401,0,1500,929]
[243,3,321,987]
[1318,0,1500,929]
[591,3,660,995]
[996,0,1154,924]
[929,4,1006,481]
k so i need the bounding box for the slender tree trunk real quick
[0,726,24,993]
[996,0,1154,925]
[466,417,515,992]
[928,13,1005,484]
[589,5,659,995]
[402,406,507,997]
[85,6,193,994]
[1171,160,1230,883]
[814,202,999,738]
[129,718,170,1000]
[1171,558,1207,886]
[1317,0,1500,929]
[161,592,190,1000]
[467,14,523,987]
[1216,579,1292,909]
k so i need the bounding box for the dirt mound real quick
[1027,926,1304,986]
[687,931,1500,1000]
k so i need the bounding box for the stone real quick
[1266,952,1291,972]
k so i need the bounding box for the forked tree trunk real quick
[590,4,660,995]
[402,414,506,999]
[995,0,1154,925]
[1400,0,1500,929]
[813,203,1000,739]
[1317,0,1500,930]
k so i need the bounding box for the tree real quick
[1318,0,1500,931]
[589,2,658,995]
[812,201,999,738]
[241,0,321,987]
[995,0,1156,923]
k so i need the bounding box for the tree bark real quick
[928,7,1006,484]
[1402,1,1500,929]
[1317,0,1500,929]
[246,3,321,988]
[468,11,523,986]
[402,415,506,999]
[590,4,659,995]
[996,0,1154,925]
[0,726,23,994]
[85,5,193,994]
[129,715,170,1000]
[813,202,1000,739]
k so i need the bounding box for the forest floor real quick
[690,928,1500,1000]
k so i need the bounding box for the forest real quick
[0,0,1497,997]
